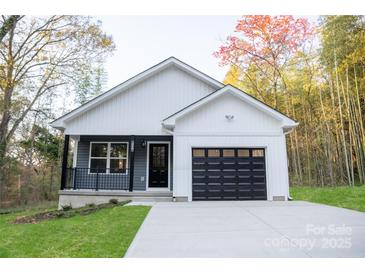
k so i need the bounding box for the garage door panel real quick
[238,176,251,182]
[252,176,266,183]
[237,183,252,189]
[221,177,236,184]
[192,148,267,201]
[237,171,252,177]
[252,163,265,169]
[206,178,223,184]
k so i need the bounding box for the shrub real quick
[61,204,72,211]
[86,203,96,208]
[109,199,119,204]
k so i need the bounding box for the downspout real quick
[282,125,298,200]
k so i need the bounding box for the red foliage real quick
[214,16,313,66]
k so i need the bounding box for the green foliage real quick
[290,186,365,212]
[19,125,62,164]
[61,204,72,211]
[14,200,131,223]
[0,205,151,257]
[109,198,119,204]
[320,16,365,68]
[218,16,365,186]
[75,64,108,105]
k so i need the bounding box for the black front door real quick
[148,143,169,188]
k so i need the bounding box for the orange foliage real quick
[214,16,313,67]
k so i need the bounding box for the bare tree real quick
[0,16,115,203]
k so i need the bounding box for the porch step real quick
[59,190,173,197]
[129,196,173,202]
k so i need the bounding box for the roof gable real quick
[51,57,224,130]
[162,85,298,131]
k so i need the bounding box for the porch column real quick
[60,134,70,190]
[71,135,80,168]
[129,136,135,192]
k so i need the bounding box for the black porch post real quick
[129,136,135,192]
[60,134,70,190]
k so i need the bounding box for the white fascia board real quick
[162,88,226,126]
[162,85,299,129]
[50,57,224,130]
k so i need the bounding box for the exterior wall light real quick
[225,115,234,120]
[141,140,147,148]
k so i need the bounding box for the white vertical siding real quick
[173,135,289,201]
[172,92,290,201]
[174,93,283,134]
[65,66,216,135]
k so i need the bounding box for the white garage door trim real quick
[191,147,268,200]
[188,144,269,201]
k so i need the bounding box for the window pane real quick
[252,149,264,157]
[237,149,250,157]
[110,143,127,158]
[223,149,235,157]
[90,159,107,173]
[193,149,205,157]
[110,159,127,173]
[208,149,220,157]
[91,143,107,157]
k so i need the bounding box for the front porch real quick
[59,135,175,208]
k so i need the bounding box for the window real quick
[223,149,235,157]
[237,149,250,157]
[89,142,128,173]
[90,143,108,172]
[252,149,264,157]
[193,149,205,157]
[208,149,220,157]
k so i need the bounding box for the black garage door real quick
[192,148,267,201]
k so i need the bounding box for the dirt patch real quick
[12,200,130,224]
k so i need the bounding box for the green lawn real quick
[290,185,365,212]
[0,205,151,257]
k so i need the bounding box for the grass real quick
[290,185,365,212]
[0,201,58,215]
[0,204,151,257]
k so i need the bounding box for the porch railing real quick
[64,168,130,191]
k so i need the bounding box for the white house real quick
[51,57,298,208]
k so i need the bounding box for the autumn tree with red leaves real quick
[214,15,312,108]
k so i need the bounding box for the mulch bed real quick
[12,200,130,224]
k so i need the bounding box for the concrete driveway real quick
[125,201,365,257]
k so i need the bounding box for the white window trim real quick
[88,141,129,175]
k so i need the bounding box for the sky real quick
[98,16,319,90]
[98,16,240,89]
